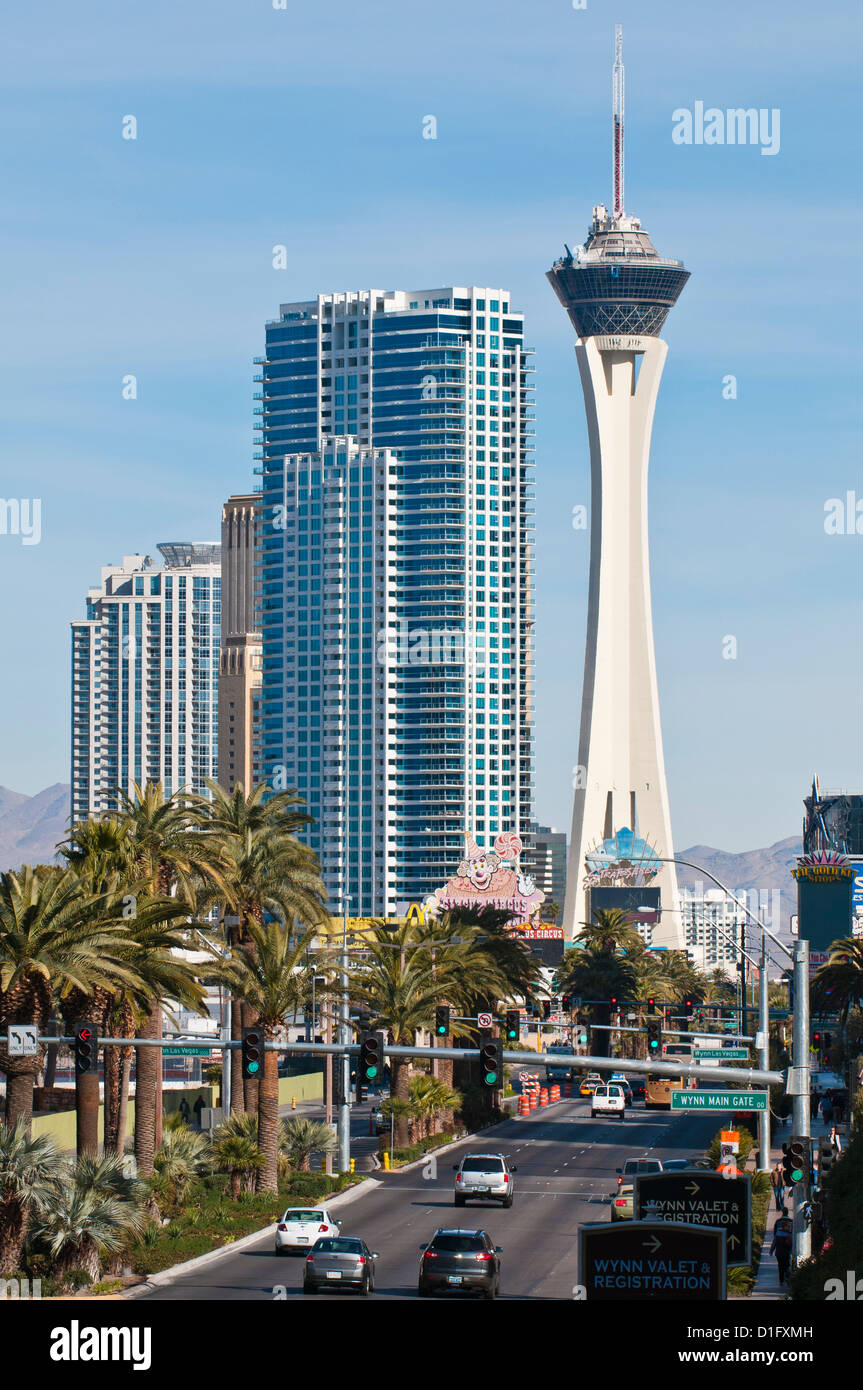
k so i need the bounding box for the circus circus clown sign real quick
[424,832,549,933]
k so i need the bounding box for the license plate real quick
[447,1275,463,1285]
[474,1187,490,1194]
[297,1236,309,1243]
[326,1271,342,1280]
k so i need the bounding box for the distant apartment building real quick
[218,496,262,794]
[70,543,221,822]
[680,886,746,976]
[256,285,535,914]
[528,823,566,923]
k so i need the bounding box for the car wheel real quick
[417,1282,430,1298]
[483,1282,497,1300]
[503,1194,513,1208]
[454,1194,466,1207]
[302,1281,317,1294]
[360,1273,371,1296]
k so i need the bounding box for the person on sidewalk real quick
[771,1207,793,1285]
[770,1161,785,1212]
[819,1093,834,1126]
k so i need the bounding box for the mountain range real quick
[0,783,69,870]
[0,785,804,934]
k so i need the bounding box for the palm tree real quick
[108,781,226,1173]
[214,1133,264,1199]
[211,920,316,1192]
[32,1153,147,1285]
[279,1117,336,1173]
[0,866,145,1129]
[408,1073,460,1140]
[578,907,643,956]
[0,1120,64,1274]
[559,945,638,1058]
[152,1126,212,1208]
[812,938,863,1019]
[189,779,327,1115]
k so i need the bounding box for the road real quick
[138,1095,724,1301]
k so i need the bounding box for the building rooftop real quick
[157,542,221,568]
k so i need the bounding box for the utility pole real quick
[337,899,351,1173]
[792,938,811,1264]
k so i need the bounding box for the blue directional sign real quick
[579,1221,726,1301]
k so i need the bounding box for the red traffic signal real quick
[74,1021,97,1076]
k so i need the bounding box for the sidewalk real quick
[750,1115,842,1299]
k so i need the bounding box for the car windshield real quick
[314,1238,363,1254]
[281,1210,323,1223]
[662,1160,690,1171]
[461,1157,504,1173]
[624,1161,660,1174]
[431,1235,486,1253]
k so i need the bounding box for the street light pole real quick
[758,934,770,1173]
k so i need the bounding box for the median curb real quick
[384,1109,531,1175]
[123,1177,382,1297]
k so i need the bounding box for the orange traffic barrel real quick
[539,1088,548,1107]
[529,1089,538,1109]
[518,1095,530,1116]
[551,1084,561,1103]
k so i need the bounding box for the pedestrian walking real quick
[193,1094,205,1128]
[770,1161,785,1212]
[179,1097,191,1125]
[819,1094,834,1126]
[771,1207,793,1285]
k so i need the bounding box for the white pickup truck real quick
[591,1083,626,1120]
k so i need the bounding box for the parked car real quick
[371,1106,389,1135]
[418,1228,502,1298]
[610,1182,633,1220]
[274,1206,342,1255]
[591,1084,626,1120]
[453,1153,517,1207]
[303,1236,378,1294]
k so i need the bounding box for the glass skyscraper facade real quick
[71,543,221,822]
[257,286,535,915]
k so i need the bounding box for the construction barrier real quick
[550,1084,561,1103]
[563,1082,572,1098]
[539,1088,548,1107]
[529,1090,538,1110]
[518,1095,530,1116]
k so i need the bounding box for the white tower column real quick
[563,335,681,947]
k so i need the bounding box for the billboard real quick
[794,853,852,953]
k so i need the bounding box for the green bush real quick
[63,1268,93,1290]
[791,1110,863,1300]
[385,1132,457,1168]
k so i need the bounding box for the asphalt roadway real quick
[137,1095,723,1302]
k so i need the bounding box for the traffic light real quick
[818,1136,834,1179]
[609,994,618,1008]
[74,1021,97,1076]
[542,1001,551,1020]
[561,995,571,1012]
[434,1005,450,1037]
[646,1018,662,1055]
[812,1030,821,1048]
[783,1136,809,1192]
[479,1037,503,1089]
[241,1025,263,1079]
[647,996,656,1014]
[504,1009,520,1042]
[358,1031,382,1083]
[683,997,693,1017]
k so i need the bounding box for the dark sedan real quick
[418,1228,502,1299]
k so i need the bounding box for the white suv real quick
[453,1153,517,1208]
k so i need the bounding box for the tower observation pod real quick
[546,27,689,948]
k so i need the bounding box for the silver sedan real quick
[302,1236,378,1295]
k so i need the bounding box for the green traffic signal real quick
[248,1060,259,1075]
[484,1070,498,1085]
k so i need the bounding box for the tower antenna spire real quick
[612,24,625,218]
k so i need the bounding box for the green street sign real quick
[693,1048,749,1061]
[162,1045,210,1057]
[671,1091,767,1113]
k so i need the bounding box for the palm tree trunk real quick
[135,1004,161,1177]
[256,1037,279,1193]
[116,1049,132,1155]
[103,1044,120,1153]
[391,1055,411,1147]
[4,1068,36,1131]
[0,1193,29,1275]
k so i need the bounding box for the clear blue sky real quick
[1,0,861,852]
